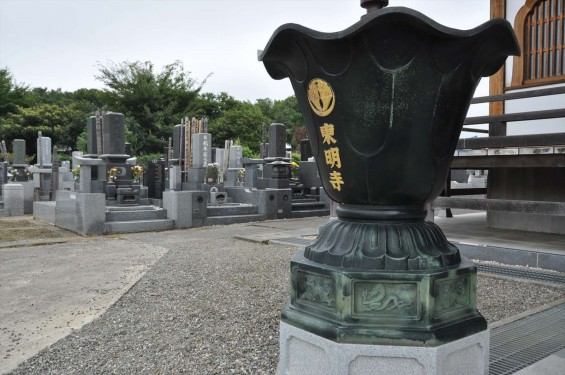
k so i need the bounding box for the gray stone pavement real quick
[0,212,564,374]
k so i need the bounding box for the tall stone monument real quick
[257,123,291,189]
[11,139,28,182]
[259,1,520,374]
[37,136,52,168]
[99,112,130,180]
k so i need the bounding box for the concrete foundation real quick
[279,322,489,375]
[487,168,565,234]
[54,191,106,235]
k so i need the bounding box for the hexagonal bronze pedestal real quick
[283,247,485,346]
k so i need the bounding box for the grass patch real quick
[0,228,63,242]
[0,220,39,229]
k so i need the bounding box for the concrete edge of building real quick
[457,243,565,273]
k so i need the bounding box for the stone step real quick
[292,198,318,204]
[106,205,157,211]
[106,208,167,222]
[291,209,330,219]
[207,205,258,217]
[292,201,326,210]
[104,219,174,234]
[205,214,265,226]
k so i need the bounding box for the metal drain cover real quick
[490,303,565,375]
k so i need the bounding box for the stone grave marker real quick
[300,139,313,161]
[0,162,7,188]
[147,159,166,199]
[86,115,99,156]
[192,133,212,169]
[12,139,26,166]
[37,136,52,167]
[50,146,60,200]
[268,123,286,159]
[228,145,243,169]
[102,112,126,156]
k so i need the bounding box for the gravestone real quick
[300,139,313,161]
[147,159,166,199]
[257,124,291,189]
[97,112,138,202]
[172,124,183,166]
[60,160,74,183]
[0,162,7,188]
[86,115,99,157]
[124,142,132,157]
[268,123,286,159]
[228,146,243,169]
[37,137,52,167]
[192,133,212,169]
[11,139,28,182]
[102,112,126,155]
[0,140,9,162]
[213,149,225,172]
[50,147,60,200]
[12,139,26,167]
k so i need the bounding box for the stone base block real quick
[33,201,56,224]
[279,321,489,375]
[257,177,290,189]
[162,190,207,228]
[2,183,24,216]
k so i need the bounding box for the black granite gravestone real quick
[300,139,313,161]
[147,159,166,199]
[267,123,287,159]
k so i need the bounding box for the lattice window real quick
[512,0,565,86]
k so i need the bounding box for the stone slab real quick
[2,184,24,216]
[33,201,56,224]
[20,180,34,214]
[279,322,489,375]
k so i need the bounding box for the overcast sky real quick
[0,0,491,102]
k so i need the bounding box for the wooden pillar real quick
[489,0,507,136]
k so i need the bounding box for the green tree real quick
[0,104,67,159]
[96,60,203,155]
[254,95,305,150]
[209,102,268,152]
[0,68,33,116]
[192,92,240,121]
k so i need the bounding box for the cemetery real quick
[1,111,329,235]
[0,0,564,374]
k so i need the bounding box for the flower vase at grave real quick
[260,3,519,373]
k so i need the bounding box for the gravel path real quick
[7,225,565,375]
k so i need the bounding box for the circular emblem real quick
[307,78,335,117]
